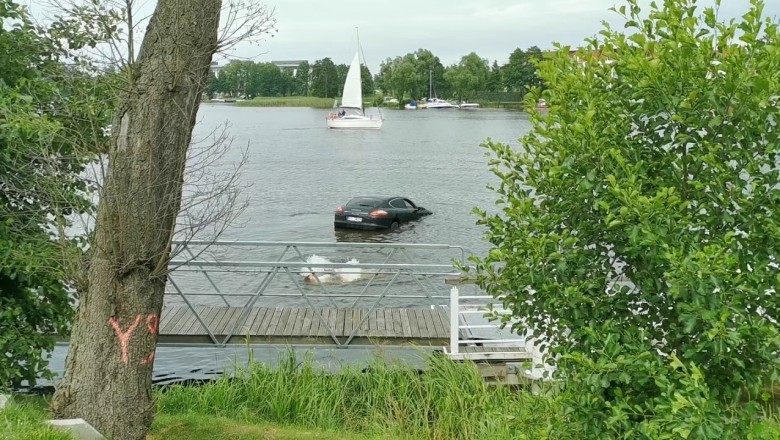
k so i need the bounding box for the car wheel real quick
[390,220,400,231]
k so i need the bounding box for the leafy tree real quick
[374,59,392,96]
[249,63,289,97]
[500,48,524,92]
[335,63,348,96]
[310,57,338,98]
[375,49,447,100]
[501,46,540,92]
[486,60,502,93]
[209,62,294,98]
[474,0,779,436]
[0,0,114,389]
[524,45,544,89]
[280,64,297,96]
[360,64,373,97]
[218,60,254,97]
[294,60,311,96]
[377,53,420,100]
[205,71,220,99]
[444,52,490,101]
[414,48,447,98]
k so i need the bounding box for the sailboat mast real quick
[355,27,364,113]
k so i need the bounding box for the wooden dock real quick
[159,305,451,345]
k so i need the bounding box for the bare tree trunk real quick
[51,1,221,438]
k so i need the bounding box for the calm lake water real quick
[196,104,531,253]
[45,104,532,386]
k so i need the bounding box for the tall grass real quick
[155,350,779,439]
[156,350,562,439]
[233,97,335,108]
[753,381,780,437]
[0,396,72,440]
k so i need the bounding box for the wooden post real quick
[450,286,459,354]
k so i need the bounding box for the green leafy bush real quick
[0,0,115,388]
[473,0,779,436]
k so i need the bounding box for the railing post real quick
[450,285,459,354]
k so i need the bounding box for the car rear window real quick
[346,198,382,209]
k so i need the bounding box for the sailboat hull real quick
[326,115,383,129]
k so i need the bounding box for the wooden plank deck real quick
[158,305,451,345]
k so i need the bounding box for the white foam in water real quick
[301,254,363,284]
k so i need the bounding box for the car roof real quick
[350,196,408,201]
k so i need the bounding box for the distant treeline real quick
[206,47,545,102]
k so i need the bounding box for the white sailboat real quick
[326,52,383,129]
[424,69,458,109]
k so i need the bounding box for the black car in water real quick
[334,196,432,230]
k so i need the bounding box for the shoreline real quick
[205,97,527,110]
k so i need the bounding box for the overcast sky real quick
[223,0,780,72]
[26,0,780,73]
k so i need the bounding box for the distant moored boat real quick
[458,101,480,110]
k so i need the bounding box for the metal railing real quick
[165,240,466,347]
[446,285,533,361]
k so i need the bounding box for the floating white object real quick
[301,254,364,284]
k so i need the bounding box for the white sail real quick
[341,53,363,109]
[326,36,382,129]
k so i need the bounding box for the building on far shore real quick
[271,60,308,77]
[210,61,222,77]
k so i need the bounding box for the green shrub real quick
[557,330,770,438]
[0,0,114,388]
[472,0,780,437]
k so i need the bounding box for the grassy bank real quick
[155,352,780,439]
[213,95,531,110]
[6,351,779,439]
[4,352,558,439]
[233,96,335,108]
[0,396,368,440]
[149,413,373,440]
[156,351,562,439]
[0,396,71,440]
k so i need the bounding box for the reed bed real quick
[155,350,561,440]
[233,97,336,108]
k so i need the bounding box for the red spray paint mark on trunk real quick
[140,352,155,366]
[108,315,142,364]
[146,314,159,334]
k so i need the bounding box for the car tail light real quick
[369,209,388,217]
[335,206,344,214]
